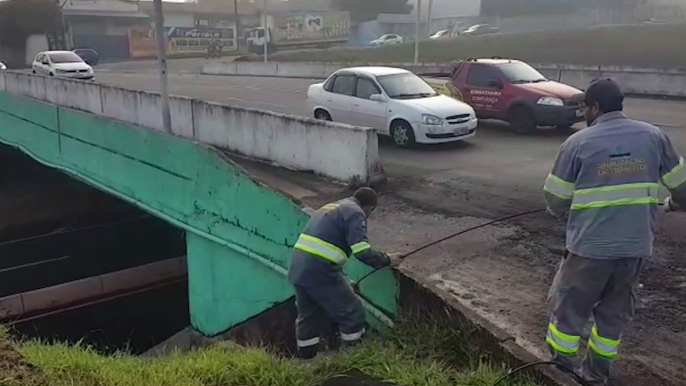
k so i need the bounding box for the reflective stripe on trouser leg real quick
[341,327,366,347]
[546,322,580,355]
[588,326,620,358]
[580,326,622,385]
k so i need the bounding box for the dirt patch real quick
[367,176,686,386]
[0,335,43,385]
[322,370,395,386]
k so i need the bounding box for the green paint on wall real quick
[0,91,398,337]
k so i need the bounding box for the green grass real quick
[0,319,540,386]
[237,23,686,68]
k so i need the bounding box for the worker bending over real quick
[544,78,686,385]
[288,187,400,359]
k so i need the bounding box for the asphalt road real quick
[93,67,686,187]
[93,61,686,386]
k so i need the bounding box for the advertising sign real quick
[272,12,350,43]
[166,27,236,54]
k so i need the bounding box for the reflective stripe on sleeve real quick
[546,323,580,355]
[662,157,686,189]
[294,234,347,265]
[588,326,620,358]
[297,337,320,348]
[351,241,371,255]
[571,183,659,210]
[544,173,575,199]
[341,328,365,342]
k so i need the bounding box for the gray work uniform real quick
[287,197,390,358]
[544,112,686,385]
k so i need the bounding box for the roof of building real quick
[62,0,149,18]
[137,0,259,15]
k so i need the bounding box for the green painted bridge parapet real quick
[0,89,397,337]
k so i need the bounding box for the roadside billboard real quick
[270,12,350,44]
[166,27,236,54]
[128,27,157,58]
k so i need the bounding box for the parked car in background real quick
[370,34,404,46]
[0,61,6,71]
[461,24,499,36]
[32,51,94,80]
[430,29,458,40]
[424,58,584,133]
[307,66,477,147]
[73,48,99,66]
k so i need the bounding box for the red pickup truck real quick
[425,58,585,133]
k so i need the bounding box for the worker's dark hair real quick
[353,187,378,208]
[584,78,624,113]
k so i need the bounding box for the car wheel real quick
[391,120,416,148]
[32,70,36,74]
[508,106,536,134]
[315,109,332,121]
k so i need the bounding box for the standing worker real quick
[288,187,401,359]
[543,78,686,385]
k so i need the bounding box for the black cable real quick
[490,361,592,386]
[355,208,547,287]
[357,201,667,286]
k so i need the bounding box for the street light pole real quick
[427,0,434,37]
[152,0,172,134]
[233,0,240,50]
[263,0,269,62]
[414,0,422,64]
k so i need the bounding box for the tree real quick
[0,0,62,48]
[333,0,413,23]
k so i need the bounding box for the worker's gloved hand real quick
[664,196,678,212]
[386,252,405,268]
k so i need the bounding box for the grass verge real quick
[1,318,539,386]
[237,23,686,68]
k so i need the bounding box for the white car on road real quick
[32,51,94,80]
[307,67,478,147]
[370,34,404,46]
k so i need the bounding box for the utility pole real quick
[414,0,422,64]
[263,0,269,62]
[152,0,172,134]
[427,0,434,37]
[233,0,240,50]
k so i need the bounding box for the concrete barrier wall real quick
[192,100,379,182]
[0,71,383,184]
[203,61,450,80]
[203,61,686,98]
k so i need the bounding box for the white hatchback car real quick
[370,34,404,46]
[32,51,94,80]
[307,67,478,147]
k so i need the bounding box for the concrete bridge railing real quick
[0,71,385,186]
[203,61,686,98]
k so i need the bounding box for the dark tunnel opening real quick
[0,144,190,355]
